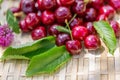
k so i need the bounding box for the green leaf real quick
[93,21,117,55]
[6,10,20,34]
[0,0,3,4]
[56,26,70,34]
[1,36,55,60]
[26,46,71,76]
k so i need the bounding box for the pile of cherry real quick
[10,0,120,55]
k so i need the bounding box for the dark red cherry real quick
[84,8,97,22]
[60,0,75,6]
[72,1,86,15]
[42,10,55,25]
[19,20,30,32]
[25,13,40,30]
[109,0,120,11]
[84,35,101,50]
[72,26,88,41]
[84,22,96,35]
[9,7,21,13]
[20,0,36,14]
[70,18,83,29]
[55,7,72,24]
[37,0,44,10]
[48,24,61,36]
[66,40,82,55]
[110,20,120,38]
[96,14,108,21]
[31,26,46,40]
[56,33,71,46]
[56,0,62,6]
[99,5,115,19]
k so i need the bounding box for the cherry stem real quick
[69,14,77,24]
[65,19,73,40]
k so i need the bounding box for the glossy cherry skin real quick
[72,26,88,41]
[84,22,96,35]
[37,0,44,10]
[42,10,55,25]
[31,26,46,40]
[70,18,83,29]
[72,1,86,15]
[9,7,21,13]
[25,13,40,30]
[60,0,75,6]
[20,0,36,14]
[55,7,72,24]
[66,40,82,55]
[99,5,115,19]
[56,0,62,6]
[84,8,97,22]
[96,14,108,21]
[110,20,120,38]
[84,35,101,50]
[19,20,30,32]
[48,24,61,36]
[56,33,71,46]
[109,0,120,11]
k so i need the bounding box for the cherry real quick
[72,26,88,41]
[96,14,107,21]
[25,13,40,30]
[72,1,86,16]
[42,10,55,25]
[36,11,42,22]
[84,35,101,50]
[84,22,96,35]
[60,0,75,6]
[9,7,21,13]
[84,8,97,22]
[31,26,46,40]
[66,40,82,55]
[37,0,44,10]
[70,18,83,29]
[99,5,115,19]
[56,33,71,46]
[56,0,62,7]
[20,0,36,14]
[48,24,61,36]
[19,20,30,32]
[55,7,72,24]
[109,0,120,11]
[109,20,120,38]
[42,0,56,10]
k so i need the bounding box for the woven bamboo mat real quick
[0,0,120,80]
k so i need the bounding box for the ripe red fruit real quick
[56,33,71,46]
[84,35,101,50]
[72,26,88,41]
[37,0,44,10]
[55,7,72,24]
[60,0,75,6]
[110,20,120,38]
[89,0,103,9]
[66,40,82,55]
[42,10,55,25]
[96,14,108,21]
[19,20,30,32]
[25,13,40,30]
[31,26,46,40]
[99,5,115,19]
[109,0,120,11]
[20,0,36,14]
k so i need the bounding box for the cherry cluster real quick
[10,0,120,55]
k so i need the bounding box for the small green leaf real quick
[26,46,71,76]
[1,36,55,60]
[93,21,117,55]
[56,26,70,34]
[6,10,20,34]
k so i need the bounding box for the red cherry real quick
[19,20,30,32]
[109,0,120,11]
[84,35,101,50]
[56,33,71,46]
[66,40,82,55]
[72,26,88,41]
[37,0,44,10]
[42,10,55,25]
[25,13,40,30]
[96,14,108,21]
[56,0,62,7]
[110,20,120,38]
[31,26,46,40]
[60,0,75,6]
[55,7,72,24]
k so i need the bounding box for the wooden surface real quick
[0,0,120,80]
